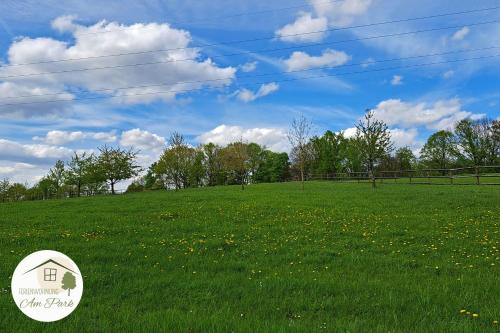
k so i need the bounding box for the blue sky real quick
[0,0,499,184]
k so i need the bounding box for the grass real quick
[0,182,499,332]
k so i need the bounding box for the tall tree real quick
[0,179,10,202]
[96,146,141,194]
[355,110,393,188]
[65,152,94,197]
[491,120,500,164]
[221,140,250,190]
[288,115,312,190]
[202,143,224,186]
[155,133,196,190]
[310,130,346,176]
[47,160,66,194]
[420,130,457,172]
[455,118,492,166]
[395,147,416,171]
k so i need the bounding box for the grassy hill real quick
[1,182,499,332]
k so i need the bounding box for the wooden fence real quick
[304,166,500,185]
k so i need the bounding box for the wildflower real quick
[472,313,479,318]
[460,310,466,314]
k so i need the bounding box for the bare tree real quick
[288,115,312,190]
[356,110,393,188]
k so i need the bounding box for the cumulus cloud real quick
[452,26,470,41]
[311,0,372,27]
[240,61,258,73]
[120,128,166,152]
[372,98,484,130]
[33,130,117,145]
[283,49,351,71]
[275,12,328,43]
[390,75,403,86]
[0,138,80,163]
[198,125,289,152]
[0,161,43,184]
[235,83,279,102]
[0,16,237,117]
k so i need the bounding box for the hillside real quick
[1,182,499,332]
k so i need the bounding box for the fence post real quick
[449,169,453,185]
[475,166,480,185]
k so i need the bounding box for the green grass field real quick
[1,182,499,332]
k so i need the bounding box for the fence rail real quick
[302,165,500,185]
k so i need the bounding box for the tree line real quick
[1,112,498,202]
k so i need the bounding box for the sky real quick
[0,0,499,185]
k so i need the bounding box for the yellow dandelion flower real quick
[472,313,479,318]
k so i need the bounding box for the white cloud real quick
[0,16,237,117]
[275,12,328,43]
[198,125,289,152]
[235,82,279,102]
[283,49,351,71]
[390,75,403,86]
[311,0,372,27]
[372,98,484,130]
[390,128,419,148]
[0,161,43,184]
[342,127,357,138]
[0,138,79,162]
[120,128,165,152]
[33,130,117,145]
[443,70,455,79]
[452,26,470,41]
[240,61,258,73]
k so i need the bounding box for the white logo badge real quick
[11,250,83,322]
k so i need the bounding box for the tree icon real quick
[61,272,76,296]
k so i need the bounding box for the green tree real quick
[61,272,76,296]
[155,133,197,190]
[355,110,393,187]
[65,152,94,197]
[420,130,457,171]
[47,160,66,195]
[96,146,141,194]
[0,179,9,202]
[254,150,290,183]
[220,140,250,190]
[455,118,492,166]
[202,143,224,186]
[247,143,264,183]
[395,147,416,171]
[6,183,28,201]
[343,137,364,174]
[310,130,346,176]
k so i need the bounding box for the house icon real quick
[23,259,77,282]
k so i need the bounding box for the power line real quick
[74,0,345,35]
[2,18,500,80]
[3,5,500,68]
[1,54,498,108]
[1,45,498,101]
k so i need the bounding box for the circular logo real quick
[11,250,83,322]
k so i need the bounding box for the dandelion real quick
[460,309,466,314]
[472,313,479,318]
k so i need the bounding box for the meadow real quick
[0,182,499,332]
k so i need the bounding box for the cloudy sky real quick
[0,0,499,184]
